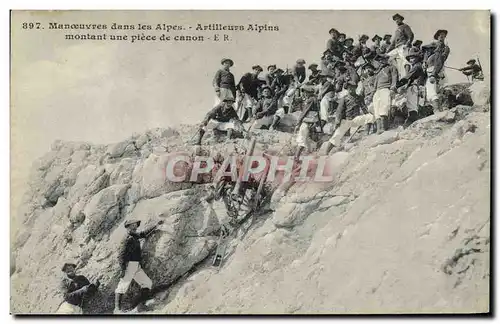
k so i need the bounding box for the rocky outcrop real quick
[11,84,490,314]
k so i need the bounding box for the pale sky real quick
[10,10,490,210]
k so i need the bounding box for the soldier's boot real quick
[376,118,383,134]
[226,129,234,140]
[137,288,152,312]
[366,123,373,135]
[382,116,389,131]
[193,129,205,146]
[114,293,124,314]
[270,116,281,131]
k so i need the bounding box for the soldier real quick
[412,39,423,51]
[319,70,336,128]
[236,65,264,121]
[371,34,383,55]
[372,55,398,133]
[353,34,371,60]
[57,262,100,314]
[459,59,484,81]
[293,59,307,85]
[265,64,278,87]
[387,13,414,78]
[423,29,450,112]
[308,63,322,85]
[400,47,426,126]
[380,34,393,54]
[249,86,278,131]
[344,37,355,53]
[213,58,236,106]
[326,28,341,57]
[323,81,376,155]
[357,62,378,134]
[115,219,164,313]
[294,85,321,161]
[194,98,243,145]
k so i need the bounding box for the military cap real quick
[392,13,404,21]
[221,58,234,66]
[61,262,77,272]
[433,29,448,40]
[124,219,141,228]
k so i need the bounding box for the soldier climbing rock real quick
[114,219,164,313]
[57,262,100,314]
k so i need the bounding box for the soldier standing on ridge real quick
[213,58,236,106]
[423,29,450,112]
[372,55,398,134]
[236,65,264,121]
[326,28,341,57]
[401,47,426,126]
[57,262,100,314]
[114,219,164,313]
[265,64,278,87]
[387,13,414,78]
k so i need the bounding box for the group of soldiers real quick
[196,12,484,161]
[57,13,486,315]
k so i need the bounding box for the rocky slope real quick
[11,82,490,314]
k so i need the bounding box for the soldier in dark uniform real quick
[459,59,484,81]
[57,263,100,314]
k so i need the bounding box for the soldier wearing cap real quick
[459,59,484,81]
[249,85,278,131]
[387,13,414,78]
[401,48,426,126]
[412,40,423,51]
[353,34,371,60]
[357,62,378,134]
[422,29,450,111]
[114,218,164,313]
[236,65,265,121]
[380,34,393,54]
[265,64,278,88]
[371,35,383,55]
[294,85,321,161]
[372,54,398,134]
[318,70,337,127]
[270,69,294,130]
[293,59,307,84]
[308,63,322,85]
[56,262,100,314]
[343,37,355,53]
[323,81,375,155]
[194,97,243,145]
[326,28,341,57]
[213,58,236,106]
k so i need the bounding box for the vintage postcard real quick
[10,10,491,315]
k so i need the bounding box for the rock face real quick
[11,92,490,314]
